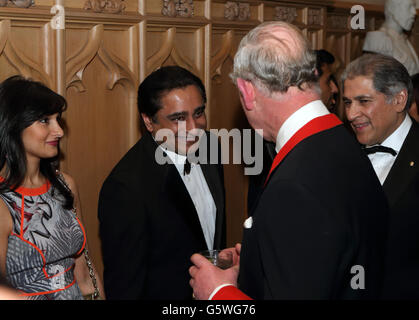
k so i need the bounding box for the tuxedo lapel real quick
[143,132,207,249]
[165,166,207,248]
[383,123,419,207]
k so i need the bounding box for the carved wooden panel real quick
[145,25,204,79]
[224,1,251,21]
[0,19,52,87]
[83,0,127,14]
[263,2,305,26]
[146,0,205,18]
[307,7,323,26]
[211,0,259,24]
[161,0,195,18]
[306,28,323,49]
[327,13,348,31]
[210,27,251,245]
[62,21,139,277]
[325,8,350,65]
[350,32,367,61]
[325,32,349,64]
[274,6,299,23]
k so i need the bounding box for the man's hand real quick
[229,243,242,266]
[189,249,240,300]
[218,243,241,266]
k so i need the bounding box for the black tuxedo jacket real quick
[247,139,276,212]
[238,125,389,299]
[381,122,419,299]
[98,132,226,300]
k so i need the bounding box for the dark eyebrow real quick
[342,95,373,101]
[354,95,373,100]
[194,105,206,113]
[166,105,206,119]
[166,111,187,119]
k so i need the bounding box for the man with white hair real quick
[189,21,388,300]
[363,0,419,75]
[343,53,419,299]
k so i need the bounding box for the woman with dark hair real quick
[0,76,104,300]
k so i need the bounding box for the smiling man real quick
[142,83,207,157]
[343,53,419,299]
[98,66,225,299]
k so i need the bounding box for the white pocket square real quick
[243,216,253,229]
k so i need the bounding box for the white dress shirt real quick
[161,147,217,250]
[366,114,412,185]
[275,100,330,152]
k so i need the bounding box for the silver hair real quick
[230,21,318,95]
[341,53,413,111]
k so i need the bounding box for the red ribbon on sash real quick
[264,113,342,186]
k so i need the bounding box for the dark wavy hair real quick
[137,66,206,121]
[0,76,73,209]
[315,49,335,77]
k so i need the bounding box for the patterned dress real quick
[0,178,86,300]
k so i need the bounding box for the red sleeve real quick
[211,285,253,300]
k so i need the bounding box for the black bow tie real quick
[363,145,397,156]
[184,158,191,175]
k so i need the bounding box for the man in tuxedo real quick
[98,66,226,299]
[342,53,419,299]
[189,21,388,300]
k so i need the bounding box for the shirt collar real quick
[379,114,412,153]
[275,100,330,152]
[152,135,188,167]
[159,146,187,166]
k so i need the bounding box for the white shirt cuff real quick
[208,283,235,300]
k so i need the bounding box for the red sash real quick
[264,113,342,186]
